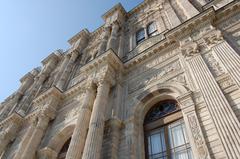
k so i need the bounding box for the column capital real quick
[96,65,116,87]
[180,42,200,58]
[203,29,224,47]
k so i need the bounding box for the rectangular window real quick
[146,119,193,159]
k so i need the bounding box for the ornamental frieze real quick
[128,60,182,94]
[127,50,178,78]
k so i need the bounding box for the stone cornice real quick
[81,49,124,74]
[20,72,34,83]
[166,8,215,40]
[32,86,63,105]
[214,0,240,25]
[0,113,23,128]
[102,3,126,21]
[68,29,90,45]
[124,38,176,69]
[64,80,86,98]
[41,52,61,65]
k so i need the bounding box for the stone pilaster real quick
[107,22,120,52]
[204,30,240,88]
[65,82,96,159]
[99,27,111,54]
[182,42,240,158]
[82,73,114,159]
[177,92,210,159]
[176,0,199,19]
[163,1,181,28]
[0,113,23,156]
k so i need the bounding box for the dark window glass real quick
[136,28,145,45]
[144,100,178,124]
[147,22,158,37]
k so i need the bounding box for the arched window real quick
[147,22,158,37]
[144,100,193,159]
[58,137,71,159]
[136,28,145,45]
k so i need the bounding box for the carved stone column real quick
[65,82,96,159]
[0,113,23,156]
[177,92,210,159]
[13,118,36,159]
[118,31,124,58]
[107,118,122,159]
[20,113,50,159]
[53,54,70,86]
[56,34,89,90]
[20,88,61,159]
[18,54,59,114]
[107,22,119,52]
[182,42,240,158]
[82,72,114,159]
[56,50,79,90]
[99,27,111,54]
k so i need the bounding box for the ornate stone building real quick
[1,0,240,158]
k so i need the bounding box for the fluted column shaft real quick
[187,54,240,158]
[65,85,96,159]
[82,81,111,159]
[212,41,240,87]
[99,27,111,54]
[107,23,119,52]
[20,114,50,159]
[0,122,18,155]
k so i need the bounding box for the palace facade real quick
[1,0,240,159]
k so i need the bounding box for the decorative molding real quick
[0,113,23,128]
[187,114,209,159]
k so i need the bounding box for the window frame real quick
[147,22,158,37]
[136,28,146,45]
[144,100,192,159]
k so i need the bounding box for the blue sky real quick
[0,0,143,102]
